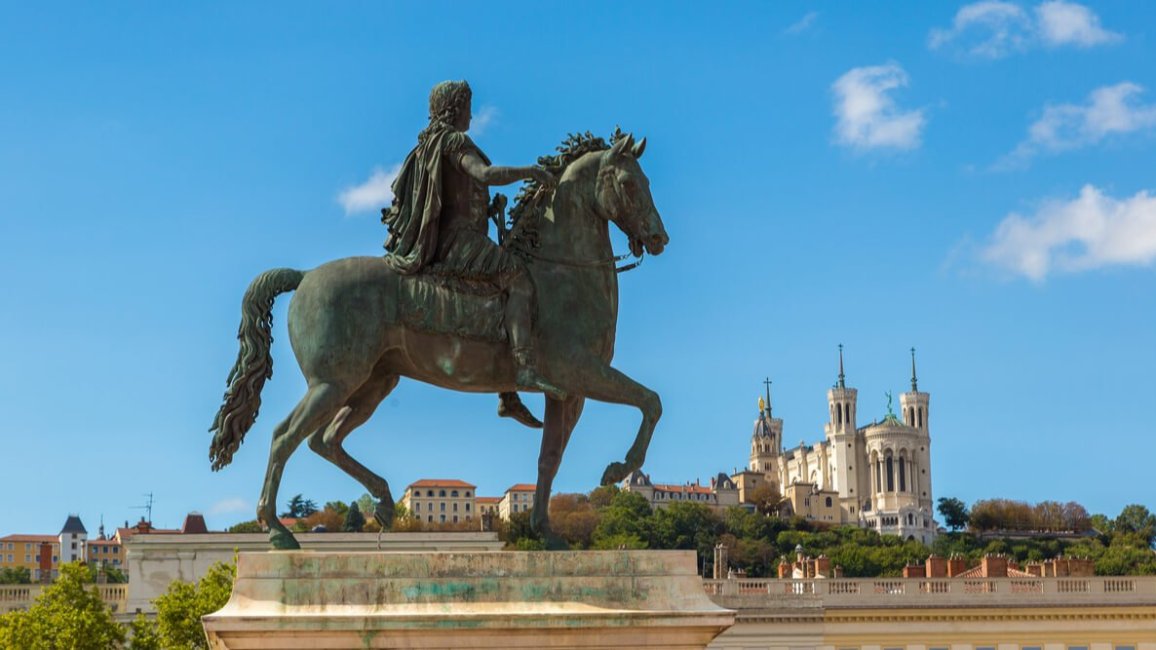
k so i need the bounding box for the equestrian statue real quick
[208,80,669,549]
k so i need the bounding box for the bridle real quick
[519,246,644,274]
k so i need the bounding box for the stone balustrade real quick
[702,575,1156,610]
[0,583,128,614]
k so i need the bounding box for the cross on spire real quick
[837,343,846,389]
[762,377,773,416]
[910,347,918,392]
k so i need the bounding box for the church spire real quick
[763,377,773,416]
[837,344,846,389]
[910,347,918,392]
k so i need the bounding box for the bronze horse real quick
[209,133,668,549]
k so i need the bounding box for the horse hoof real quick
[601,462,629,486]
[269,529,301,550]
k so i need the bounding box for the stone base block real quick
[203,550,734,649]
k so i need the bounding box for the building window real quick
[428,503,433,512]
[465,491,471,498]
[440,515,446,523]
[440,503,446,512]
[453,503,459,512]
[413,502,420,512]
[452,516,458,523]
[465,504,471,512]
[427,490,433,497]
[427,515,433,523]
[825,497,832,507]
[451,490,459,497]
[439,490,446,497]
[898,457,906,492]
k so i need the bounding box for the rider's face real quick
[454,98,472,132]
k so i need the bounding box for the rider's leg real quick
[498,391,543,428]
[505,268,567,399]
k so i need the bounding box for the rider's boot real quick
[498,391,543,428]
[513,347,568,401]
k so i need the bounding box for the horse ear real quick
[631,137,647,159]
[610,133,633,159]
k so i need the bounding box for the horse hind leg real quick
[532,396,585,549]
[257,381,352,550]
[308,375,400,529]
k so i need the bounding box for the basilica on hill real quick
[731,347,938,543]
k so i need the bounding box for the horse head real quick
[595,133,669,257]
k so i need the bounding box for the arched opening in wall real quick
[918,407,923,428]
[898,456,906,492]
[825,496,832,507]
[885,455,894,492]
[836,403,843,425]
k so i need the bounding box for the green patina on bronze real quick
[208,82,669,550]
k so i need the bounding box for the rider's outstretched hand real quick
[529,167,557,189]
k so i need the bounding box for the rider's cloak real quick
[382,125,488,275]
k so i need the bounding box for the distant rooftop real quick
[60,515,87,535]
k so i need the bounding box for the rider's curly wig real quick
[427,80,472,127]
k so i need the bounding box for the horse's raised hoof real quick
[269,528,301,550]
[601,461,630,486]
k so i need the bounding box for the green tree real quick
[748,483,784,516]
[937,497,970,531]
[141,560,236,649]
[591,490,652,548]
[227,519,264,533]
[0,567,31,584]
[651,502,722,559]
[282,494,318,518]
[0,562,125,649]
[128,613,161,650]
[343,501,367,532]
[356,493,378,519]
[1114,504,1156,547]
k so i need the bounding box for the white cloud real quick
[1036,0,1121,47]
[929,1,1032,59]
[469,105,498,137]
[784,11,818,35]
[929,0,1120,59]
[831,63,926,151]
[208,497,250,516]
[998,82,1156,167]
[337,164,402,215]
[982,185,1156,281]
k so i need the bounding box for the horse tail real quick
[209,267,305,471]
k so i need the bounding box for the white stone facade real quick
[735,350,937,543]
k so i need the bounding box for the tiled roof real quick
[653,484,713,495]
[60,515,87,535]
[0,534,56,543]
[475,497,501,504]
[506,484,536,493]
[407,479,476,489]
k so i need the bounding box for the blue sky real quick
[2,2,1154,535]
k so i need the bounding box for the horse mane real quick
[506,128,628,244]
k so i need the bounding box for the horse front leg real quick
[569,361,662,486]
[532,396,584,549]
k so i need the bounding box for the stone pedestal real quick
[203,550,734,649]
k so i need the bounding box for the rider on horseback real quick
[382,80,562,427]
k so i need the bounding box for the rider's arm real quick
[458,150,554,187]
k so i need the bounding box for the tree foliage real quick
[0,567,31,585]
[937,497,970,531]
[281,494,318,519]
[0,562,125,649]
[343,501,367,532]
[130,560,236,650]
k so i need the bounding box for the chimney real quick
[903,563,926,578]
[135,518,151,535]
[926,555,947,578]
[815,554,831,578]
[832,565,844,579]
[980,554,1009,578]
[947,555,967,577]
[777,558,792,579]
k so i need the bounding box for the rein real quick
[520,247,644,274]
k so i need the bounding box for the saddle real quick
[397,273,507,342]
